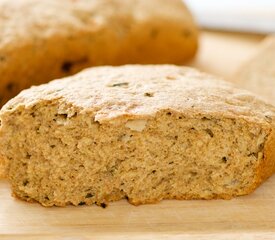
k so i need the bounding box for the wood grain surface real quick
[1,31,274,240]
[189,31,264,79]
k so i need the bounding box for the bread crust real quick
[0,158,7,179]
[0,0,198,106]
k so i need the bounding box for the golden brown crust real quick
[0,0,198,106]
[0,159,7,179]
[0,140,8,178]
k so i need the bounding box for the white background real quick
[184,0,275,33]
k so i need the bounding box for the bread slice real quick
[0,65,274,207]
[233,36,275,105]
[0,0,198,107]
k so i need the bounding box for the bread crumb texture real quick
[0,65,275,207]
[0,0,198,106]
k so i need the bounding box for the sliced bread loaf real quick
[0,65,274,207]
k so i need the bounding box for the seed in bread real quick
[0,65,274,207]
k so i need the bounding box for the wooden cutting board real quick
[1,31,275,240]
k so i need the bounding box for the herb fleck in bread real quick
[0,65,275,207]
[0,0,198,106]
[233,36,275,105]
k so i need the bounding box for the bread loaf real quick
[0,65,274,207]
[233,36,275,105]
[0,0,198,106]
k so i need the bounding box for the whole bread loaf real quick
[0,65,274,207]
[0,0,198,106]
[233,36,275,105]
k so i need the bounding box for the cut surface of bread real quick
[0,0,198,106]
[233,36,275,105]
[0,65,275,207]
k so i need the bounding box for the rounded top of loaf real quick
[0,0,195,48]
[2,65,275,125]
